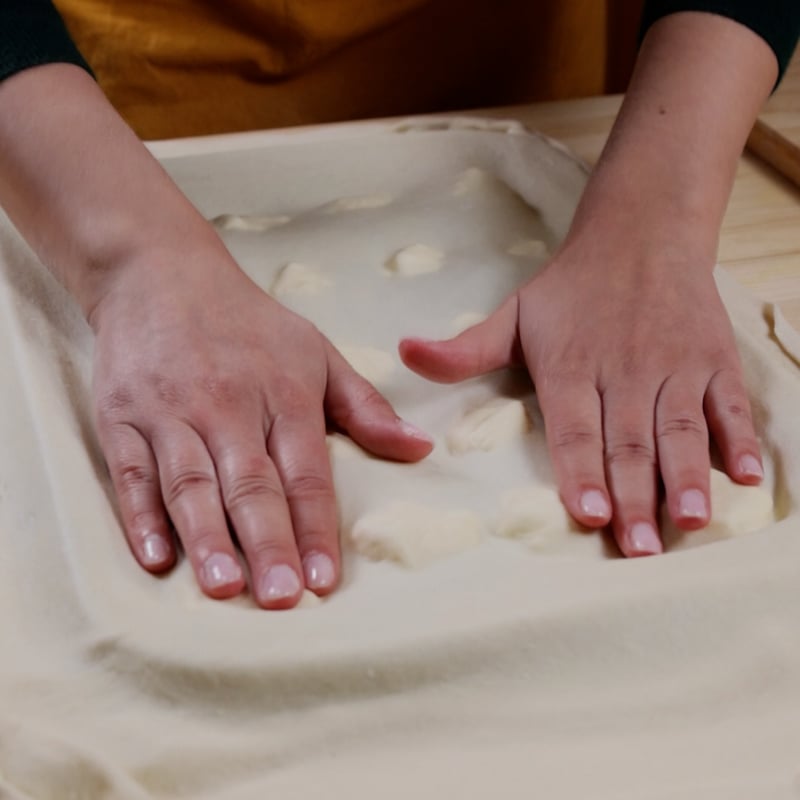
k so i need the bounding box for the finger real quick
[206,424,303,610]
[268,410,340,596]
[99,421,176,573]
[325,343,433,462]
[398,294,520,383]
[150,424,246,599]
[704,367,763,484]
[536,374,611,528]
[602,388,663,558]
[655,375,711,530]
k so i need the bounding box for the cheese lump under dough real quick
[446,397,532,455]
[349,502,484,568]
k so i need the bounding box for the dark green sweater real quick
[1,1,798,87]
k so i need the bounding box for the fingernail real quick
[260,564,302,602]
[400,420,434,445]
[739,454,764,480]
[202,553,243,589]
[580,490,610,521]
[679,489,708,520]
[142,533,170,565]
[628,522,663,556]
[303,552,336,591]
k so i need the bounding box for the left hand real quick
[399,234,764,557]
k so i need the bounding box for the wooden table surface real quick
[760,50,800,153]
[471,88,800,331]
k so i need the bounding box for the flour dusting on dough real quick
[349,502,483,568]
[385,244,444,276]
[271,262,332,296]
[336,345,395,386]
[212,213,291,232]
[446,398,532,454]
[661,468,775,551]
[324,193,393,213]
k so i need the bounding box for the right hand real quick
[90,236,433,609]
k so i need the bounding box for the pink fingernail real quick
[739,454,764,480]
[303,553,336,591]
[260,564,302,603]
[142,534,170,566]
[628,523,663,556]
[400,420,434,445]
[679,489,708,520]
[580,490,610,521]
[202,553,243,589]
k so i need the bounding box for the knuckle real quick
[225,469,284,512]
[657,415,706,440]
[96,386,136,421]
[248,536,294,564]
[549,424,600,451]
[534,366,589,398]
[334,384,388,430]
[197,374,243,408]
[617,348,646,379]
[605,438,656,467]
[127,508,166,536]
[537,365,590,388]
[354,384,389,415]
[116,461,156,494]
[284,471,333,503]
[274,379,315,410]
[164,467,217,505]
[720,399,751,421]
[149,375,189,410]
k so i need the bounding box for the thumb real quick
[324,343,434,463]
[399,294,520,383]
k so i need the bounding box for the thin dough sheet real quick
[1,118,799,799]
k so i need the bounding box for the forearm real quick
[567,11,778,265]
[0,63,216,321]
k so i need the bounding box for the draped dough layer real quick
[1,120,799,799]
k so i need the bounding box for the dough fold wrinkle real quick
[1,119,799,798]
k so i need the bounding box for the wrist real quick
[82,218,233,333]
[562,165,719,275]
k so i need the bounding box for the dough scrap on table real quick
[336,344,395,386]
[385,244,444,276]
[271,262,332,296]
[772,303,800,366]
[349,502,484,568]
[452,166,493,196]
[211,213,291,231]
[494,486,588,553]
[323,193,393,213]
[661,468,775,550]
[446,397,532,455]
[451,311,488,334]
[506,239,549,259]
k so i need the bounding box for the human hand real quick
[399,238,764,557]
[90,241,433,608]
